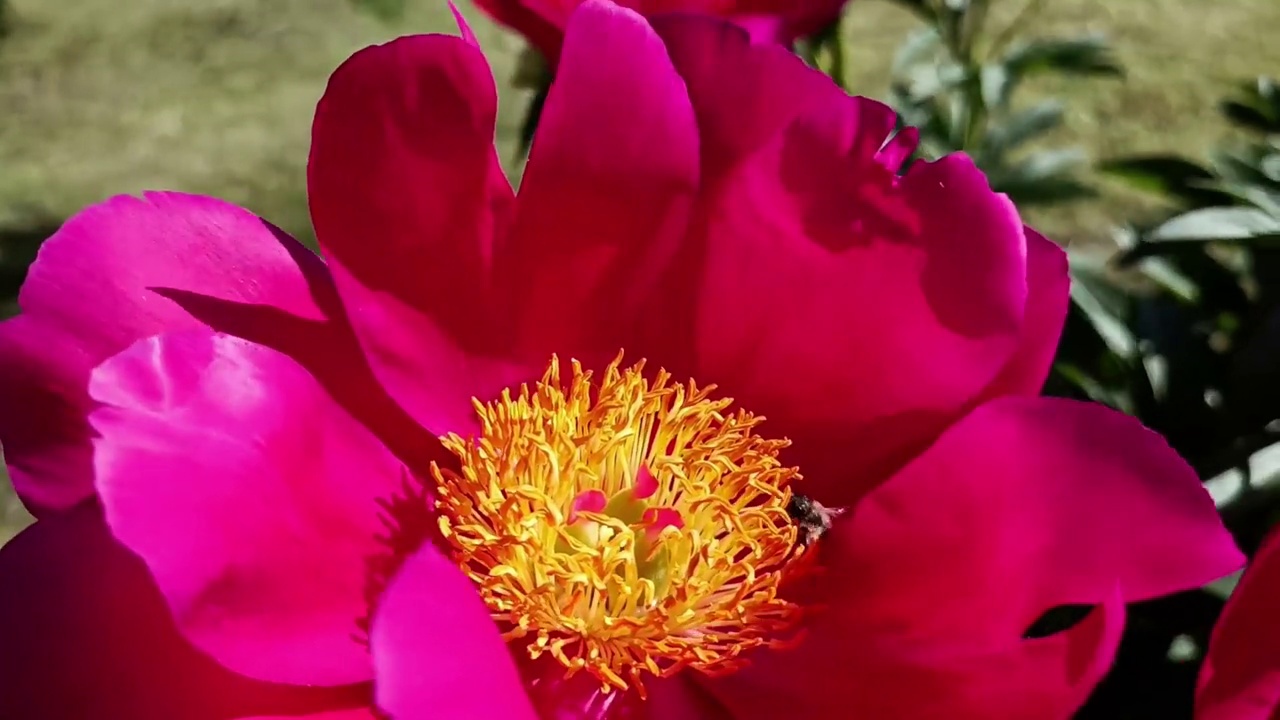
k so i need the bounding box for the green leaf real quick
[1002,35,1124,81]
[901,62,969,102]
[348,0,407,22]
[1262,154,1280,183]
[1017,146,1089,175]
[995,174,1097,206]
[1052,362,1134,412]
[979,63,1010,109]
[1207,181,1280,217]
[1221,100,1280,134]
[512,45,552,90]
[988,148,1095,205]
[1069,251,1131,318]
[881,0,937,22]
[983,100,1065,155]
[518,83,550,157]
[1134,257,1200,303]
[1219,76,1280,134]
[1214,141,1280,187]
[1097,155,1231,206]
[1068,280,1137,358]
[892,27,941,77]
[1149,206,1280,242]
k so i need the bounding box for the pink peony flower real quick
[1196,528,1280,720]
[0,2,1242,718]
[475,0,849,59]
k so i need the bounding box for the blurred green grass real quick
[0,0,1276,541]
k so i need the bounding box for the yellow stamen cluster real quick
[431,354,805,696]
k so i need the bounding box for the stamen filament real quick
[432,353,806,696]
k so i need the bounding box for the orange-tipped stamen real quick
[431,353,806,697]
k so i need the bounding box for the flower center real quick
[430,354,806,696]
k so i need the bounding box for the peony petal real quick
[473,0,564,60]
[519,659,644,720]
[728,13,787,44]
[982,226,1070,398]
[710,397,1240,719]
[751,0,849,46]
[308,30,518,436]
[449,2,482,47]
[0,192,405,516]
[516,657,731,720]
[496,0,700,367]
[91,330,412,686]
[473,0,848,56]
[0,503,372,719]
[247,707,378,712]
[371,544,538,720]
[708,587,1125,720]
[1197,529,1280,720]
[657,17,1027,504]
[876,125,919,173]
[811,397,1240,651]
[653,16,833,178]
[643,676,734,720]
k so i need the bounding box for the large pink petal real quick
[656,17,1028,504]
[0,192,412,517]
[515,655,730,719]
[474,0,848,52]
[91,330,412,686]
[708,397,1237,718]
[642,676,733,719]
[308,25,518,436]
[982,226,1070,398]
[707,588,1125,720]
[244,707,373,712]
[813,397,1240,648]
[496,0,700,367]
[370,544,538,720]
[719,0,850,42]
[0,503,373,719]
[1197,529,1280,720]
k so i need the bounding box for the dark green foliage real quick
[1054,81,1280,716]
[882,0,1115,207]
[1066,76,1280,481]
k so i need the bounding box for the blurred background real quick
[0,0,1277,716]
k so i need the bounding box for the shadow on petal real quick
[0,502,370,719]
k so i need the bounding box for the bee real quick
[786,494,846,547]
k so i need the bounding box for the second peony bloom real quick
[0,1,1244,719]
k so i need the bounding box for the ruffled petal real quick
[0,503,372,719]
[308,26,517,436]
[91,330,411,686]
[708,589,1125,720]
[473,0,848,56]
[0,192,392,516]
[371,544,538,720]
[1197,529,1280,720]
[496,0,699,368]
[710,396,1239,718]
[814,397,1240,646]
[656,17,1027,504]
[473,0,565,60]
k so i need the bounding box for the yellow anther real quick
[431,353,804,697]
